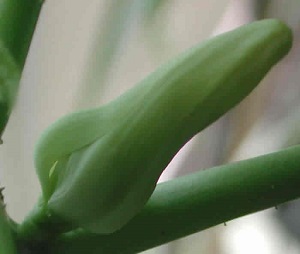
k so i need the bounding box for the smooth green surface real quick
[0,0,43,67]
[33,19,292,234]
[17,197,70,243]
[0,42,20,135]
[17,197,71,254]
[51,145,300,254]
[0,0,43,135]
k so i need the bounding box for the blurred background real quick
[0,0,300,253]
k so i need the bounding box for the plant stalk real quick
[0,0,43,67]
[0,0,43,136]
[51,145,300,253]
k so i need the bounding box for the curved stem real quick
[17,197,72,245]
[52,145,300,253]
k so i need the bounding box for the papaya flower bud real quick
[34,19,292,234]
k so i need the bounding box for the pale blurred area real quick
[0,0,300,253]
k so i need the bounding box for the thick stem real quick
[17,197,72,246]
[51,145,300,254]
[0,0,43,136]
[0,0,43,68]
[0,202,17,254]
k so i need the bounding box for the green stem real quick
[0,0,43,136]
[0,0,43,68]
[52,145,300,254]
[0,203,17,254]
[17,197,72,247]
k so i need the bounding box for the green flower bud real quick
[35,19,292,234]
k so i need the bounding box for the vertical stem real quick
[0,200,17,254]
[0,0,44,68]
[0,0,43,136]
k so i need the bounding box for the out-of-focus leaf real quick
[276,114,300,242]
[0,0,43,135]
[142,0,230,60]
[74,0,137,109]
[142,0,170,23]
[253,0,269,19]
[260,0,300,30]
[0,44,20,136]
